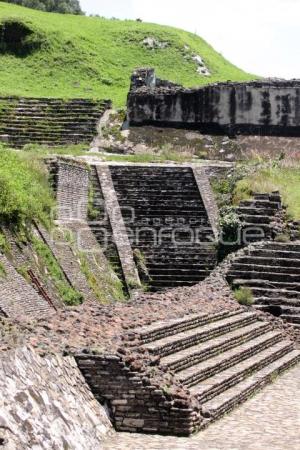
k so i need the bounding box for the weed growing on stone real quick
[234,287,254,306]
[32,236,83,306]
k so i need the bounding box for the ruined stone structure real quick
[0,97,111,147]
[226,241,300,330]
[109,165,217,290]
[77,308,300,435]
[127,69,300,136]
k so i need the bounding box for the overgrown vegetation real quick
[234,164,300,220]
[234,287,254,306]
[0,2,255,106]
[32,236,83,305]
[78,251,125,303]
[0,145,54,228]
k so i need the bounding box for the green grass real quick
[234,166,300,220]
[0,144,54,227]
[0,2,256,106]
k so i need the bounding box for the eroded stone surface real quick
[0,346,112,449]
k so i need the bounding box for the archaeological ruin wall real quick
[127,69,300,136]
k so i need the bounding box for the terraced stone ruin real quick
[0,97,111,147]
[0,70,300,447]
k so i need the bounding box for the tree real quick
[3,0,84,15]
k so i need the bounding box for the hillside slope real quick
[0,2,256,106]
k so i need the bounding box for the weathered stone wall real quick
[0,346,112,449]
[56,159,89,221]
[128,69,300,136]
[76,352,202,436]
[0,254,53,319]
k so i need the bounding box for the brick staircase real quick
[226,242,300,329]
[0,97,110,147]
[109,166,217,291]
[126,308,300,431]
[237,192,282,241]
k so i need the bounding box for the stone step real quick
[239,200,280,209]
[255,242,300,251]
[281,314,300,324]
[148,268,213,276]
[236,256,300,268]
[255,297,300,308]
[249,249,300,259]
[251,287,300,300]
[160,321,271,372]
[128,310,241,345]
[236,207,278,216]
[142,311,258,357]
[228,271,300,283]
[230,263,300,275]
[177,330,283,387]
[232,279,300,292]
[198,348,300,423]
[239,215,272,224]
[280,305,300,314]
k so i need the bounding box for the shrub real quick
[234,287,254,306]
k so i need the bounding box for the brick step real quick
[160,321,271,372]
[232,278,300,292]
[228,271,300,283]
[230,263,300,275]
[191,340,293,404]
[127,310,241,346]
[198,349,300,423]
[236,256,300,268]
[177,330,283,387]
[142,311,257,357]
[281,314,300,324]
[239,215,272,224]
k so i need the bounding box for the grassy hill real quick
[0,2,256,106]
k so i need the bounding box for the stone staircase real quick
[237,192,282,241]
[226,242,300,329]
[123,308,300,431]
[0,97,110,147]
[109,166,217,291]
